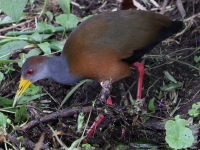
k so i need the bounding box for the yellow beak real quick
[13,77,32,107]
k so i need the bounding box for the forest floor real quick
[0,0,200,149]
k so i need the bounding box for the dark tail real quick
[123,21,184,64]
[170,21,184,33]
[158,21,184,41]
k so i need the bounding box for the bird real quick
[13,10,183,107]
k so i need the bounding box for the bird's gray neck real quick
[45,55,80,84]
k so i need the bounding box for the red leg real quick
[132,62,144,100]
[86,97,112,140]
[87,114,105,138]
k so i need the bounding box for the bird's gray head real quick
[21,56,49,83]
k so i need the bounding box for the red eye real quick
[26,69,34,75]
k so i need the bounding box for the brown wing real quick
[62,10,172,81]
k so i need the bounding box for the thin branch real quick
[0,20,33,33]
[143,55,200,71]
[20,106,94,131]
[160,0,169,14]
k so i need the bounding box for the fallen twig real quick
[160,0,169,14]
[20,106,94,131]
[176,12,200,37]
[176,0,186,18]
[133,0,147,10]
[0,20,33,34]
[143,54,200,72]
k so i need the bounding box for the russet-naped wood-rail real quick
[13,10,183,106]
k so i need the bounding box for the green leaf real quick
[165,115,194,149]
[49,41,64,51]
[0,16,14,26]
[18,94,46,105]
[14,84,46,105]
[30,32,42,42]
[37,22,55,33]
[25,84,41,95]
[0,112,7,128]
[0,38,14,46]
[30,32,53,42]
[0,0,28,22]
[188,102,200,117]
[38,42,51,54]
[69,136,86,150]
[18,48,41,67]
[148,98,155,112]
[26,48,41,57]
[164,71,177,83]
[46,11,53,22]
[56,14,79,29]
[82,15,93,22]
[0,41,29,59]
[0,97,13,107]
[160,82,183,91]
[194,55,200,63]
[15,105,29,123]
[56,0,70,14]
[77,112,84,132]
[82,143,92,149]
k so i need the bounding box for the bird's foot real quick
[99,80,112,102]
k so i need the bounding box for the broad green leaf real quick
[0,97,13,107]
[160,82,183,91]
[148,98,155,112]
[25,84,41,95]
[37,22,55,33]
[0,16,14,26]
[15,105,29,123]
[38,42,51,54]
[0,112,7,128]
[56,0,70,14]
[17,84,47,104]
[0,41,29,59]
[56,14,79,29]
[0,38,14,46]
[18,48,41,67]
[30,32,53,42]
[188,102,200,117]
[194,56,200,63]
[26,48,41,57]
[46,11,53,22]
[0,0,28,22]
[165,115,194,149]
[49,41,64,51]
[164,71,177,83]
[30,32,42,42]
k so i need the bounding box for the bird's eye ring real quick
[26,69,34,75]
